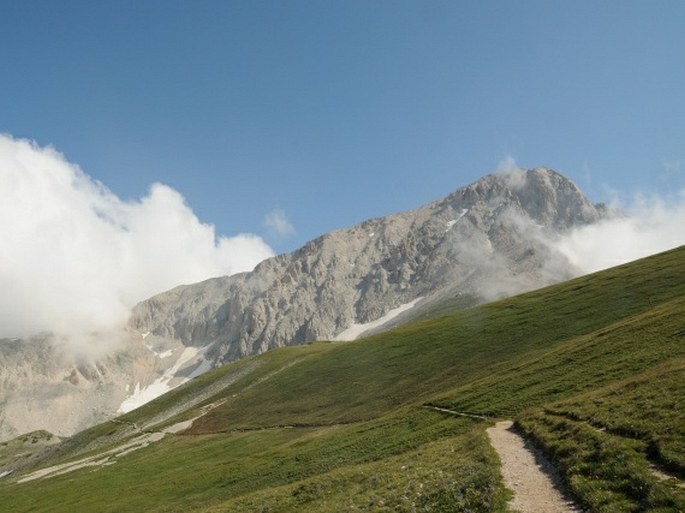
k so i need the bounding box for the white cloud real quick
[661,158,683,175]
[263,208,295,237]
[495,155,526,189]
[496,155,519,173]
[555,191,685,273]
[0,135,274,351]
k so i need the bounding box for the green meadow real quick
[1,246,683,512]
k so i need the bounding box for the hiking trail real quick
[487,420,582,513]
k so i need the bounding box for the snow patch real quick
[445,209,469,232]
[333,297,423,342]
[117,346,209,413]
[445,208,469,233]
[188,356,213,379]
[118,381,172,414]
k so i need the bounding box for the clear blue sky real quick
[2,0,684,253]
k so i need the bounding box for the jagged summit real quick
[444,167,600,229]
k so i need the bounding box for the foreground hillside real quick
[1,246,683,512]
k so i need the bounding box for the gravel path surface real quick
[487,421,582,513]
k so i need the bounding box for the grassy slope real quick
[0,246,683,513]
[0,431,61,475]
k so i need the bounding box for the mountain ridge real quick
[129,167,605,364]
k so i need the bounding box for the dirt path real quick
[422,404,489,420]
[487,421,581,513]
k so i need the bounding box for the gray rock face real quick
[0,167,607,441]
[0,335,147,441]
[129,168,606,364]
[0,330,204,442]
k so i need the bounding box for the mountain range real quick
[0,167,608,440]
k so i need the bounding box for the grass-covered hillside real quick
[1,246,684,512]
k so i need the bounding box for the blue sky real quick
[2,0,684,254]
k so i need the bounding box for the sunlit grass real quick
[0,246,683,512]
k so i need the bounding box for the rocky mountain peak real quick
[446,167,600,231]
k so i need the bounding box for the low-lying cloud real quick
[496,157,684,274]
[555,191,685,273]
[0,135,274,351]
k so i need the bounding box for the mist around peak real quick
[492,157,685,275]
[555,190,685,273]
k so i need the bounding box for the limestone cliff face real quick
[0,167,607,441]
[129,168,606,364]
[0,335,148,441]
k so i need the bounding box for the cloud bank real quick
[555,191,685,273]
[0,135,274,349]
